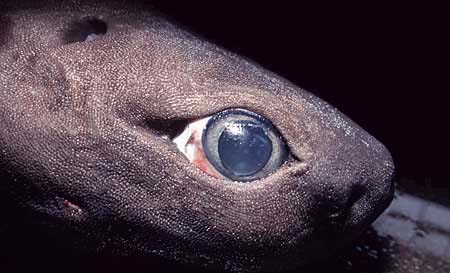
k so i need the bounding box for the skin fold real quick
[0,0,403,272]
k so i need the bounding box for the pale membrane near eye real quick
[172,117,224,179]
[84,33,101,42]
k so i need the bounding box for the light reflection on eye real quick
[172,109,288,182]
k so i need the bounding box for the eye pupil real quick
[218,121,273,176]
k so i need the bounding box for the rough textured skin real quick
[0,1,395,272]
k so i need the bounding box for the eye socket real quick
[172,109,288,182]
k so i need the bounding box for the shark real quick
[1,1,446,272]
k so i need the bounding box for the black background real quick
[149,1,447,203]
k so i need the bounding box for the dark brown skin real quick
[0,1,399,272]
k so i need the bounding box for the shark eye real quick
[173,109,288,182]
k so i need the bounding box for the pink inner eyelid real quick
[172,117,224,179]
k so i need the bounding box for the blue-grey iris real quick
[218,121,272,176]
[202,109,288,182]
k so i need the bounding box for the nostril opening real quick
[63,16,108,44]
[0,15,12,47]
[347,185,366,209]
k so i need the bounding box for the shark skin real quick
[0,1,427,272]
